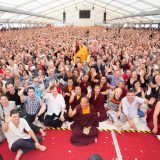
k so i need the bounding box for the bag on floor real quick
[137,109,144,117]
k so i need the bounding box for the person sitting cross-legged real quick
[43,84,66,128]
[117,89,154,133]
[105,87,122,124]
[18,87,46,136]
[2,109,46,160]
[69,97,99,146]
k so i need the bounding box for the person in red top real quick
[0,65,4,75]
[0,64,7,76]
[69,86,84,110]
[122,69,131,83]
[69,97,98,146]
[147,100,160,140]
[117,81,127,99]
[99,76,111,100]
[80,74,90,95]
[63,78,75,111]
[87,85,107,122]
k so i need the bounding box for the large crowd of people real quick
[0,26,160,160]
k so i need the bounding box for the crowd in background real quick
[0,26,160,159]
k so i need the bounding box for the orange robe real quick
[74,45,88,63]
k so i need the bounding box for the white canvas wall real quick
[64,9,104,26]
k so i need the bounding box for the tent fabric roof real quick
[0,0,160,24]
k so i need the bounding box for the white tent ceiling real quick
[0,0,160,25]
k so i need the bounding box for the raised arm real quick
[69,90,76,104]
[86,86,92,99]
[18,88,26,103]
[2,113,11,132]
[68,106,76,117]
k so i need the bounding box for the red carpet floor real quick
[0,130,116,160]
[1,130,160,160]
[116,132,160,160]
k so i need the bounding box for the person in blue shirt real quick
[107,70,124,87]
[32,77,44,98]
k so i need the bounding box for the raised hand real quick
[24,82,29,89]
[69,105,73,112]
[18,88,24,96]
[49,80,54,87]
[41,83,45,91]
[87,86,92,93]
[79,71,83,77]
[148,97,156,105]
[68,106,73,116]
[71,90,76,97]
[5,113,12,123]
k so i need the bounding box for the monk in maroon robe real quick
[80,74,90,95]
[117,81,127,99]
[99,76,110,100]
[89,67,100,88]
[69,86,84,110]
[147,100,160,139]
[69,97,98,146]
[89,85,107,122]
[63,78,74,111]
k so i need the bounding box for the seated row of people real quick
[0,77,160,160]
[1,80,160,138]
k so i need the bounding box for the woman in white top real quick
[0,95,16,122]
[0,95,16,144]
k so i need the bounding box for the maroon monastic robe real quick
[100,82,108,92]
[89,74,100,88]
[80,80,90,95]
[70,94,84,110]
[70,105,98,146]
[99,82,109,100]
[63,85,74,111]
[90,92,107,122]
[147,101,160,135]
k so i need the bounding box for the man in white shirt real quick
[2,109,46,160]
[44,85,66,128]
[118,89,153,133]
